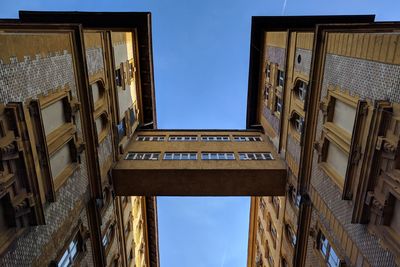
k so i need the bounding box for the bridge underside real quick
[112,168,287,196]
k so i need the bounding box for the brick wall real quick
[86,47,104,77]
[267,46,286,68]
[263,105,280,137]
[287,134,301,166]
[294,48,312,77]
[98,134,114,168]
[0,52,77,103]
[0,52,93,266]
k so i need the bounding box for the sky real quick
[1,0,400,266]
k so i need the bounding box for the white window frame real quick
[233,136,263,142]
[294,115,304,134]
[136,136,165,141]
[163,152,197,160]
[125,152,160,160]
[298,81,308,102]
[266,63,271,80]
[275,97,283,114]
[239,152,274,160]
[200,136,230,142]
[168,136,198,141]
[318,233,341,267]
[201,152,235,160]
[58,238,79,267]
[102,234,109,248]
[278,70,285,87]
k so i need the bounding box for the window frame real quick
[277,69,285,88]
[293,79,308,104]
[201,152,235,160]
[233,136,263,142]
[269,221,277,249]
[316,87,363,192]
[163,152,197,160]
[168,135,198,142]
[239,152,274,161]
[271,196,280,218]
[289,111,305,142]
[285,223,297,247]
[125,152,160,160]
[29,88,83,201]
[316,230,344,267]
[200,135,230,142]
[265,61,271,81]
[102,219,116,255]
[51,221,89,267]
[136,135,165,141]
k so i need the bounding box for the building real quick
[1,11,400,267]
[0,12,158,267]
[246,16,400,267]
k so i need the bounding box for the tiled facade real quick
[0,13,157,267]
[247,17,400,267]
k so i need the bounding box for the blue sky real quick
[1,1,400,266]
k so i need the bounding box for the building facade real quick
[246,16,400,267]
[0,12,158,267]
[1,11,400,267]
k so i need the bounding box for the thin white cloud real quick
[220,248,227,267]
[281,0,288,15]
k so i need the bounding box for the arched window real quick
[285,224,297,247]
[293,80,308,102]
[290,112,304,135]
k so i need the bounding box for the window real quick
[136,136,165,141]
[95,112,110,144]
[201,135,230,141]
[127,59,136,81]
[29,89,83,200]
[281,257,289,267]
[164,152,197,160]
[316,88,360,190]
[290,112,305,140]
[102,233,109,248]
[58,237,79,267]
[264,85,270,101]
[125,152,160,160]
[201,153,235,160]
[259,197,266,212]
[275,97,282,114]
[268,255,274,267]
[124,220,131,236]
[129,248,134,262]
[90,80,110,146]
[56,224,88,267]
[277,70,285,87]
[128,107,136,127]
[318,232,341,267]
[121,196,128,207]
[239,152,274,160]
[265,62,271,80]
[90,80,107,111]
[270,222,277,243]
[285,224,297,247]
[115,68,122,87]
[169,135,198,141]
[294,80,308,102]
[272,197,280,217]
[117,118,127,144]
[292,113,304,134]
[233,136,263,142]
[288,184,301,208]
